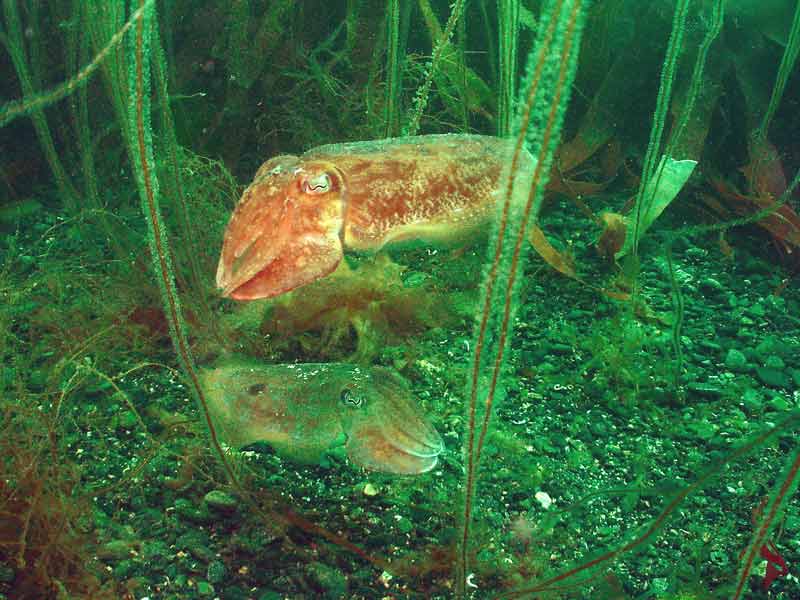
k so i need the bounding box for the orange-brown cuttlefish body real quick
[216,134,527,300]
[201,361,443,475]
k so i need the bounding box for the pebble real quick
[756,366,790,388]
[0,565,13,584]
[142,539,170,561]
[764,355,785,370]
[535,491,553,509]
[117,410,139,430]
[174,498,213,525]
[396,516,413,534]
[538,362,557,374]
[724,348,748,371]
[550,343,573,355]
[306,562,347,598]
[769,395,790,411]
[741,388,763,412]
[207,560,226,584]
[203,490,238,514]
[97,539,134,561]
[177,532,215,563]
[755,337,776,358]
[112,559,136,579]
[699,277,723,293]
[687,382,725,398]
[196,580,215,597]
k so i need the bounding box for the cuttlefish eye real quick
[302,172,331,194]
[340,387,364,408]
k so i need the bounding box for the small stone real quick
[769,395,790,411]
[538,362,557,375]
[142,539,169,561]
[117,410,139,429]
[306,562,347,598]
[699,340,722,352]
[0,564,14,584]
[207,560,226,584]
[764,355,785,370]
[363,483,378,496]
[755,337,776,358]
[196,580,215,597]
[699,277,723,293]
[651,578,669,594]
[687,382,725,398]
[97,540,134,561]
[535,491,553,509]
[177,532,215,563]
[724,349,748,371]
[112,559,136,579]
[174,498,213,524]
[756,366,790,388]
[402,272,427,287]
[203,490,238,514]
[689,419,717,440]
[396,517,413,534]
[741,388,763,412]
[550,343,573,355]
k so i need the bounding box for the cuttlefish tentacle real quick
[216,134,523,300]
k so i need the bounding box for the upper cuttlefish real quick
[216,134,531,300]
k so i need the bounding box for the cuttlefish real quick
[216,134,530,300]
[200,362,444,475]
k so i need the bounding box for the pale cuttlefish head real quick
[216,156,347,300]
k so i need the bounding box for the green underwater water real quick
[1,0,800,598]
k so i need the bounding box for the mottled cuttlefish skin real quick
[200,362,444,475]
[216,134,524,300]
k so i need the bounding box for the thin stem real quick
[458,4,563,589]
[733,443,800,599]
[131,0,236,487]
[0,0,149,128]
[402,0,466,136]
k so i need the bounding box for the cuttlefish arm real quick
[216,134,520,300]
[200,362,444,475]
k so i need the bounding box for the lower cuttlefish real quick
[201,362,444,475]
[216,134,531,300]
